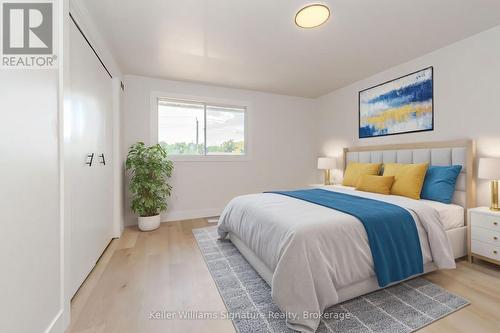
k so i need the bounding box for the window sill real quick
[168,155,251,162]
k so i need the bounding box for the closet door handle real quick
[99,153,106,165]
[85,153,94,167]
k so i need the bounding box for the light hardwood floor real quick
[67,219,500,333]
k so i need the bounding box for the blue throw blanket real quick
[268,189,423,287]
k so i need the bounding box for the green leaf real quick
[126,141,174,216]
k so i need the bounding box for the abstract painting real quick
[359,67,433,138]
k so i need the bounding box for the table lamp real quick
[317,157,337,185]
[478,157,500,211]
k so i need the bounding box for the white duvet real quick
[217,186,456,333]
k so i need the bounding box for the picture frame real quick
[358,67,434,138]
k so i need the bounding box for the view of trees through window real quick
[158,99,245,156]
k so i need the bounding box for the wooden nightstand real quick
[468,207,500,265]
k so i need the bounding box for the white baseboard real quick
[44,309,64,333]
[161,207,222,222]
[207,217,219,223]
[124,208,223,226]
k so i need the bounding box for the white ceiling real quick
[83,0,500,98]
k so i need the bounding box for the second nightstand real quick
[468,207,500,265]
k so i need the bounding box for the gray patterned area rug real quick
[193,226,469,333]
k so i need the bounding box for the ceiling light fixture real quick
[295,4,330,29]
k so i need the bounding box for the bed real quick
[217,140,475,333]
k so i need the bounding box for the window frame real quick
[151,91,251,162]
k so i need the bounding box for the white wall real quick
[123,75,318,225]
[0,1,68,331]
[317,25,500,207]
[0,72,63,333]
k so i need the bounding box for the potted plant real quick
[126,142,173,231]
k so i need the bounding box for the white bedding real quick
[217,186,456,333]
[327,185,465,230]
[419,199,464,230]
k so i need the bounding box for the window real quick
[157,98,246,157]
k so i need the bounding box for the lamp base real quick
[490,180,499,211]
[324,169,331,186]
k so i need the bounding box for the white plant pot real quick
[138,214,161,231]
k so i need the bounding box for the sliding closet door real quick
[68,21,113,297]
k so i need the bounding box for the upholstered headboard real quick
[343,140,476,222]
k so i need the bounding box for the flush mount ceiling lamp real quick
[295,4,330,28]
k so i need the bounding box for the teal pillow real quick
[421,165,462,204]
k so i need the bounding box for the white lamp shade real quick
[317,157,337,170]
[478,158,500,180]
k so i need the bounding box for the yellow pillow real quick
[356,175,395,195]
[342,162,382,187]
[383,163,429,199]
